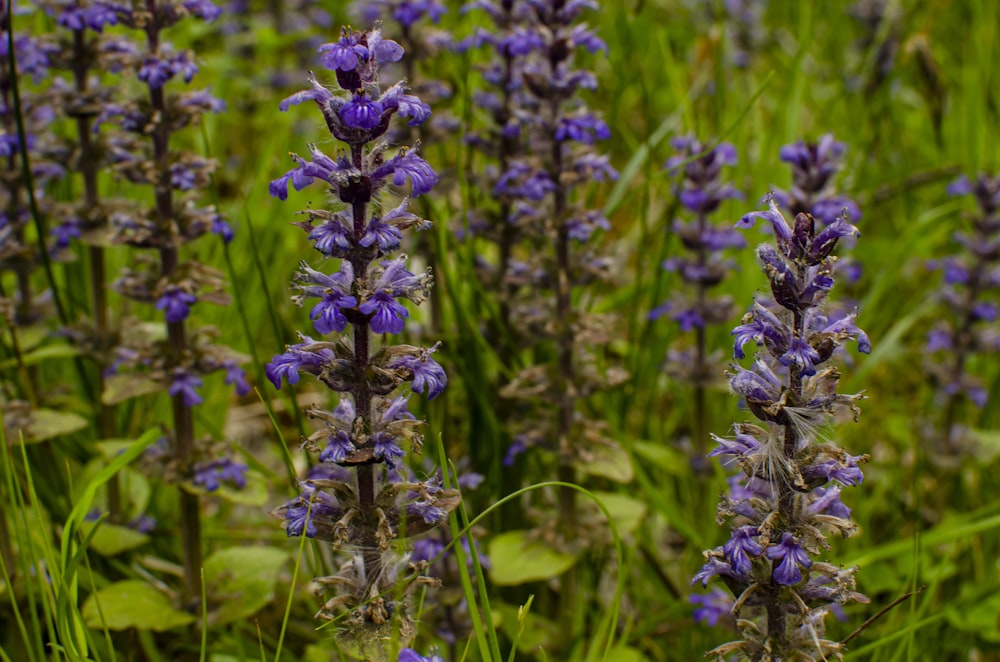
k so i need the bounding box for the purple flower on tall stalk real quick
[265,27,458,644]
[462,0,622,625]
[651,137,744,462]
[0,12,65,327]
[925,173,1000,450]
[694,196,871,660]
[42,0,249,603]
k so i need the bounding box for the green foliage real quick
[82,580,196,632]
[488,531,579,586]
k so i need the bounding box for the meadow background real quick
[3,0,1000,660]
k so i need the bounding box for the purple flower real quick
[690,587,733,627]
[555,114,610,144]
[280,487,342,538]
[340,94,384,130]
[779,337,821,377]
[765,533,812,586]
[318,33,369,72]
[723,526,763,576]
[372,432,405,467]
[372,149,439,197]
[183,0,222,21]
[361,219,402,252]
[223,361,251,396]
[211,214,234,243]
[169,370,203,406]
[709,431,761,460]
[295,262,358,335]
[138,57,173,88]
[309,217,351,255]
[808,486,852,519]
[319,431,356,463]
[360,292,408,334]
[804,454,866,487]
[381,84,432,127]
[279,74,335,112]
[398,649,444,662]
[156,287,197,323]
[265,338,333,388]
[503,436,527,466]
[193,457,248,491]
[408,499,447,525]
[389,347,448,399]
[692,555,737,587]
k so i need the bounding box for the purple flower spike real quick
[765,533,812,586]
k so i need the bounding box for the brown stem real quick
[145,3,201,602]
[494,51,517,367]
[70,27,121,519]
[349,143,381,583]
[767,306,805,649]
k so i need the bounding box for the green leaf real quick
[946,590,1000,643]
[21,409,88,444]
[82,580,195,631]
[203,546,288,626]
[79,522,149,557]
[576,440,634,483]
[77,459,153,520]
[631,440,688,476]
[488,530,577,586]
[0,343,81,370]
[590,491,647,536]
[101,374,165,405]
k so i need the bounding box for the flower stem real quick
[146,5,201,602]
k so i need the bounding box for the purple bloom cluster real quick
[925,173,1000,443]
[0,11,65,324]
[694,196,871,659]
[265,27,458,636]
[651,138,744,427]
[464,0,619,479]
[649,137,746,466]
[40,0,244,603]
[773,134,861,226]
